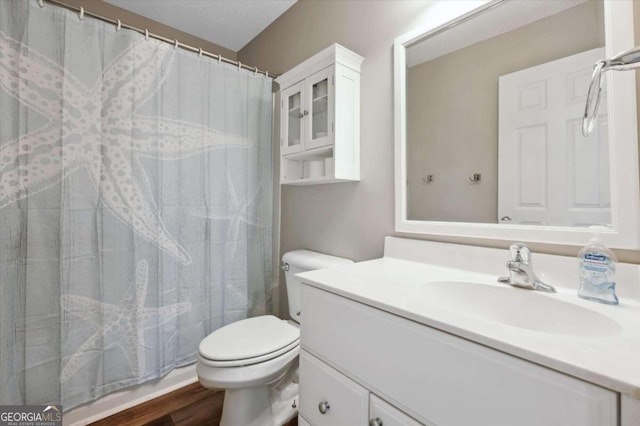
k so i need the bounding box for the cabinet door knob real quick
[370,418,383,426]
[318,400,330,414]
[303,110,309,116]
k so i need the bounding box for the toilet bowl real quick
[196,250,353,426]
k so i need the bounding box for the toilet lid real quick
[199,315,300,362]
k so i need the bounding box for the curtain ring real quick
[116,19,122,31]
[198,48,203,58]
[174,39,179,50]
[265,71,268,78]
[37,0,44,8]
[238,61,242,71]
[254,66,258,75]
[144,29,149,41]
[218,55,222,64]
[78,7,84,20]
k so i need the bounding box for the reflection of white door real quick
[498,48,610,226]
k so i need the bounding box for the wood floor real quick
[89,382,298,426]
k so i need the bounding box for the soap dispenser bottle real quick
[577,227,618,305]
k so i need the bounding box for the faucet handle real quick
[509,243,531,264]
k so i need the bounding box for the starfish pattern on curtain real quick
[190,171,264,257]
[60,260,192,382]
[0,31,250,265]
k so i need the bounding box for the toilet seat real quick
[199,315,300,367]
[199,339,299,367]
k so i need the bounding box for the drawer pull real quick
[318,400,330,414]
[370,418,383,426]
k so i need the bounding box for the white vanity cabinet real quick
[276,44,362,185]
[299,351,422,426]
[299,284,619,426]
[299,351,369,425]
[298,416,311,426]
[369,395,423,426]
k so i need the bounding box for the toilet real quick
[197,249,353,426]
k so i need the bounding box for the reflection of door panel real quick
[499,48,609,226]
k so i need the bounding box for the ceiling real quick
[104,0,297,51]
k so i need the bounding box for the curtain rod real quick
[36,0,276,78]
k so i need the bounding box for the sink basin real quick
[410,281,621,337]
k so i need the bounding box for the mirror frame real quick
[394,0,640,249]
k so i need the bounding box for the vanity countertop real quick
[297,255,640,399]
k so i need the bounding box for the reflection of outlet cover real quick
[422,175,434,185]
[469,173,482,184]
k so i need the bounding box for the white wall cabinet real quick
[300,284,621,426]
[276,44,363,185]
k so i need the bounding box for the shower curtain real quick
[0,0,273,409]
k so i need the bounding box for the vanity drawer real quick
[301,285,618,426]
[370,394,424,426]
[299,350,369,425]
[298,416,311,426]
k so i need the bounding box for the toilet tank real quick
[282,250,353,323]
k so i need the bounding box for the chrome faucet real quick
[498,243,556,293]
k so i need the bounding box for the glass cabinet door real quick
[281,82,305,155]
[306,67,334,150]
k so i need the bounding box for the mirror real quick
[394,0,640,248]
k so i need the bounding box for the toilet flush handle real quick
[281,263,290,271]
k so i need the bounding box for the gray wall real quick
[240,0,433,316]
[407,1,604,223]
[238,0,640,318]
